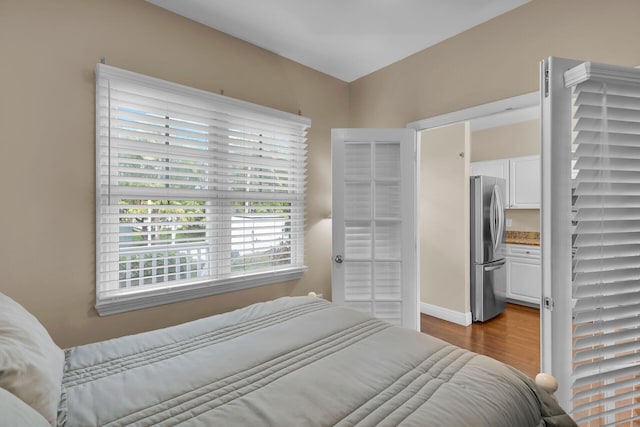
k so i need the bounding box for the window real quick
[95,64,310,315]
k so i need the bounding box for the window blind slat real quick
[574,255,640,272]
[576,104,640,120]
[575,130,640,146]
[574,314,640,338]
[573,352,640,383]
[106,92,309,138]
[574,388,640,416]
[575,91,640,110]
[102,81,309,134]
[577,403,640,426]
[575,143,640,159]
[573,268,640,287]
[575,195,640,207]
[574,244,640,260]
[573,291,640,313]
[575,117,640,135]
[574,219,640,233]
[574,182,640,195]
[574,279,640,302]
[574,374,640,402]
[575,326,640,352]
[574,231,640,247]
[105,128,309,159]
[574,208,640,221]
[574,156,640,171]
[575,171,640,186]
[575,339,640,364]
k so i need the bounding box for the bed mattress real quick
[59,296,574,426]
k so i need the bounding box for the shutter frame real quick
[567,61,640,426]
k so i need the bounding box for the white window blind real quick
[95,64,310,315]
[567,64,640,426]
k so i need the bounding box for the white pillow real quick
[0,292,64,426]
[0,387,50,427]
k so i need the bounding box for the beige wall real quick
[472,119,541,232]
[349,0,640,128]
[471,119,540,162]
[4,0,640,346]
[420,123,470,314]
[507,209,540,232]
[0,0,348,348]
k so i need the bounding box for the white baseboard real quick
[420,302,472,326]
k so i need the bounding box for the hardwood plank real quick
[420,303,540,379]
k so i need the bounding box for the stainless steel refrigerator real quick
[470,175,507,322]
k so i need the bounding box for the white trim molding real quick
[420,302,472,326]
[96,267,307,316]
[407,92,539,132]
[564,61,640,87]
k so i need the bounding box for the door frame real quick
[407,92,539,132]
[407,92,540,320]
[406,92,545,363]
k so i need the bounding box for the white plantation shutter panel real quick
[566,63,640,425]
[337,136,409,326]
[96,64,309,315]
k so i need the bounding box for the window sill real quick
[95,267,307,316]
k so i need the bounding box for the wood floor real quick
[420,303,540,379]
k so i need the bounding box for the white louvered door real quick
[543,57,640,425]
[331,129,418,330]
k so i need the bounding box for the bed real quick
[0,293,575,427]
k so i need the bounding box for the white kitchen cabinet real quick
[509,155,540,208]
[469,158,509,180]
[470,155,540,209]
[505,244,540,306]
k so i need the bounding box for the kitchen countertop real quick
[506,231,540,246]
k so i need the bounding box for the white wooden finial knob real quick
[535,372,558,395]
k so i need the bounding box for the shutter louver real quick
[569,65,640,426]
[96,64,309,314]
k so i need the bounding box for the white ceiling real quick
[146,0,530,82]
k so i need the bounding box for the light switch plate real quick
[506,218,513,228]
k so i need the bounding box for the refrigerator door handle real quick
[483,259,506,272]
[489,186,496,252]
[495,185,505,248]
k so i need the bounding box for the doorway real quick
[411,92,542,376]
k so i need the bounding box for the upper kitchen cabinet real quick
[469,158,509,180]
[509,155,540,208]
[470,155,540,209]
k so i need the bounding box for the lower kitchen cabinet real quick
[505,244,540,306]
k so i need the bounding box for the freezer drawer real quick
[472,259,507,322]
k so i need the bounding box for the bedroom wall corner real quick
[0,0,349,347]
[419,122,470,316]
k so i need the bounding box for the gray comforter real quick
[59,296,575,426]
